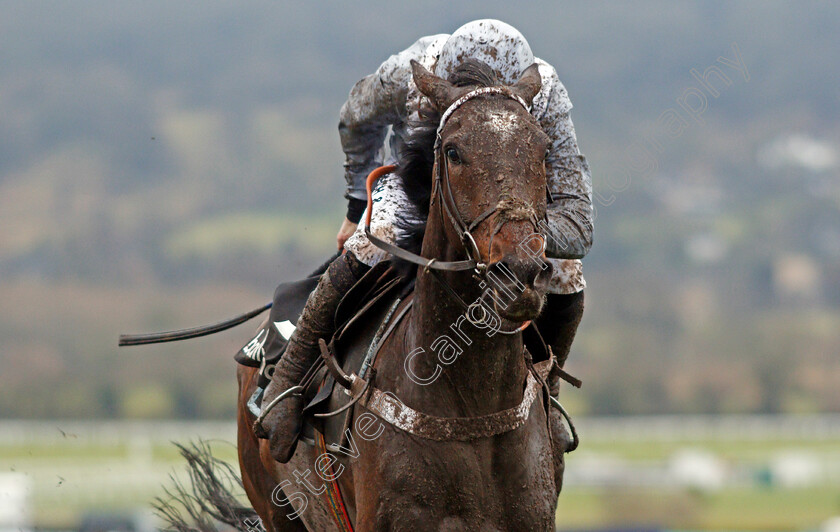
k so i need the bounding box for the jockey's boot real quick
[257,252,369,463]
[536,291,584,492]
[536,291,584,454]
[538,291,584,372]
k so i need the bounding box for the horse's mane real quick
[393,59,500,272]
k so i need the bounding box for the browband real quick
[437,86,531,139]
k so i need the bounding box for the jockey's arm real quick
[534,61,594,260]
[338,37,442,229]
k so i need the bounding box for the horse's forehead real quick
[482,108,521,141]
[457,102,539,145]
[462,99,531,128]
[444,98,542,151]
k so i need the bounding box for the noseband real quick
[364,86,545,332]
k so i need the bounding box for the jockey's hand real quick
[336,217,358,251]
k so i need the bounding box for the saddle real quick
[299,261,413,450]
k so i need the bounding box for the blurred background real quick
[1,1,838,530]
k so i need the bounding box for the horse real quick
[237,58,566,531]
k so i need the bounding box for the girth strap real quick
[314,431,354,532]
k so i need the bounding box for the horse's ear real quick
[411,59,459,111]
[511,63,542,106]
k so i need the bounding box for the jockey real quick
[259,19,592,463]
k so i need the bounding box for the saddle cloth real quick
[233,273,321,389]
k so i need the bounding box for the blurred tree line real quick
[0,1,838,418]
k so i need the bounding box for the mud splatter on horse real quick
[238,60,573,531]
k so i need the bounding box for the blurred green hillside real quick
[1,1,839,419]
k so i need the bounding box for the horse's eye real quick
[445,146,461,164]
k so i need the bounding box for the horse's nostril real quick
[490,256,552,289]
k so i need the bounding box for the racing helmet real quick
[434,19,535,85]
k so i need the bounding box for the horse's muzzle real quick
[487,256,552,321]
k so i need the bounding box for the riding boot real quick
[538,291,584,374]
[536,291,584,460]
[536,291,584,492]
[257,252,370,463]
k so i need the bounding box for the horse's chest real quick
[354,413,556,531]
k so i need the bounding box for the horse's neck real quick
[400,208,528,417]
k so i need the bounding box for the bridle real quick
[256,86,580,458]
[364,85,546,333]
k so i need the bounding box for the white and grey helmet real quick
[434,19,535,85]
